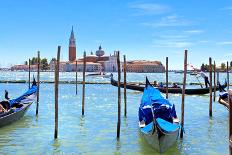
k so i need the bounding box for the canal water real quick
[0,71,230,154]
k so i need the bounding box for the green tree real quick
[31,57,40,65]
[221,63,226,71]
[27,57,50,70]
[41,58,49,70]
[24,61,28,65]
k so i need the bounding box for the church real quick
[49,27,120,72]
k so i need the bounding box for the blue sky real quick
[0,0,232,69]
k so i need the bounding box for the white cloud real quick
[218,41,232,45]
[160,35,189,39]
[220,6,232,15]
[141,15,190,27]
[184,30,204,34]
[221,6,232,10]
[130,3,170,15]
[152,39,194,48]
[198,40,209,43]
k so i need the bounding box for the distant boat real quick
[110,75,227,95]
[174,70,184,74]
[190,71,198,76]
[86,72,102,76]
[0,79,37,127]
[138,77,180,153]
[175,70,197,74]
[86,72,112,78]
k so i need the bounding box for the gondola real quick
[110,76,227,95]
[0,79,37,127]
[139,77,180,153]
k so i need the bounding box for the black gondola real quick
[0,80,37,127]
[110,76,227,95]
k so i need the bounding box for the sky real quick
[0,0,232,69]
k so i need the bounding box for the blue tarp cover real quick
[9,84,37,106]
[156,118,179,133]
[141,122,153,134]
[139,78,177,125]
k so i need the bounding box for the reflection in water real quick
[0,115,33,151]
[115,140,121,152]
[52,139,61,154]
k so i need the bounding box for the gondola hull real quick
[111,77,226,95]
[140,125,179,153]
[0,102,32,127]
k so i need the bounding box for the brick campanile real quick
[69,26,76,61]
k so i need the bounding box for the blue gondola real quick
[138,77,180,153]
[0,79,37,127]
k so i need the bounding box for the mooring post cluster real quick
[27,46,232,152]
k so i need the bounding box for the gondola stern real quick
[145,76,151,88]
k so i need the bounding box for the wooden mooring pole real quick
[28,58,31,89]
[117,51,121,139]
[180,50,187,138]
[82,51,86,116]
[227,61,230,90]
[123,55,127,117]
[213,61,216,102]
[209,57,212,117]
[76,60,78,95]
[166,57,168,99]
[36,51,40,116]
[54,46,61,139]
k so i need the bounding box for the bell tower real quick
[69,26,76,61]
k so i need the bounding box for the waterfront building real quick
[126,60,165,73]
[49,60,102,72]
[69,26,76,61]
[11,64,37,71]
[103,51,119,72]
[77,62,102,72]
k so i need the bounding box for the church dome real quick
[96,45,105,57]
